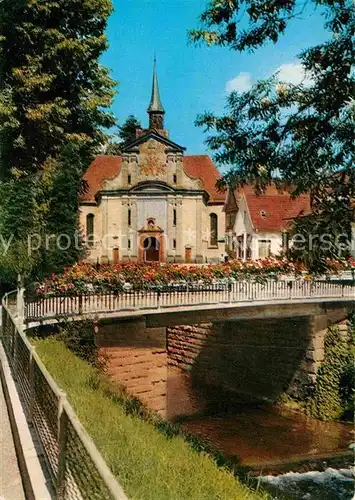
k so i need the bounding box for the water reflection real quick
[167,367,353,468]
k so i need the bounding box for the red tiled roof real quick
[81,155,121,202]
[81,154,224,203]
[244,193,311,232]
[183,155,224,203]
[237,184,291,197]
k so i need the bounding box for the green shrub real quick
[307,318,354,420]
[56,317,105,370]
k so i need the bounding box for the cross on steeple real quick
[147,56,165,130]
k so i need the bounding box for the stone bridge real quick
[21,279,355,417]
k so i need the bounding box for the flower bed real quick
[35,257,355,297]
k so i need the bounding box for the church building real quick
[80,59,225,264]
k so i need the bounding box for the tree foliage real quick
[190,0,352,52]
[0,175,41,288]
[0,0,117,286]
[105,115,142,155]
[118,114,142,144]
[39,144,86,277]
[190,1,355,266]
[0,0,116,179]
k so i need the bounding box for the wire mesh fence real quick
[63,416,117,500]
[1,293,127,500]
[32,359,60,483]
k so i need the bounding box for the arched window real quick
[86,214,95,247]
[282,232,290,253]
[173,208,177,226]
[210,213,218,246]
[128,208,131,226]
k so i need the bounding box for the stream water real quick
[167,367,355,499]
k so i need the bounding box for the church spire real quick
[147,56,165,130]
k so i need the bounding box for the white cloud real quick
[276,61,312,85]
[225,72,253,93]
[225,61,312,95]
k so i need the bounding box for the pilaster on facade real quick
[195,197,203,263]
[166,153,176,186]
[100,197,109,263]
[175,195,183,261]
[175,154,184,187]
[135,154,141,186]
[166,196,176,258]
[129,197,138,258]
[120,154,129,184]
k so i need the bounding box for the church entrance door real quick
[138,218,165,263]
[185,246,192,263]
[113,247,119,264]
[144,236,160,262]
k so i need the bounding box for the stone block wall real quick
[95,318,168,415]
[167,316,345,404]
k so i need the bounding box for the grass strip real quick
[33,338,269,500]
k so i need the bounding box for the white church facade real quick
[80,60,225,264]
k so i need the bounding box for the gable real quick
[223,187,238,213]
[234,195,253,234]
[123,130,185,152]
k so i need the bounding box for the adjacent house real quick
[224,185,311,260]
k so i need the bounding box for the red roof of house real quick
[182,155,224,203]
[237,184,291,196]
[81,155,121,202]
[244,193,311,232]
[81,154,223,203]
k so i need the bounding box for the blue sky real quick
[102,0,329,157]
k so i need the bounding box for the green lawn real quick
[34,338,269,500]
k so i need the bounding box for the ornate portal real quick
[138,218,165,262]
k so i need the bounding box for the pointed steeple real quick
[147,56,165,130]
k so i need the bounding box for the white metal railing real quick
[25,279,355,322]
[1,291,127,500]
